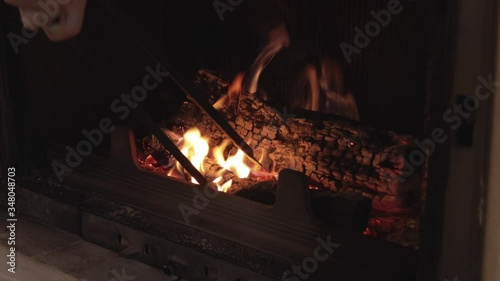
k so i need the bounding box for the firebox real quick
[0,0,497,280]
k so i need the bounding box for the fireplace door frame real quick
[1,0,498,280]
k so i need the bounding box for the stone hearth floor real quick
[0,212,167,281]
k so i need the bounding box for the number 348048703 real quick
[7,167,16,215]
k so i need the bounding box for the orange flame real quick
[213,72,245,111]
[176,128,209,184]
[227,73,245,101]
[304,58,360,121]
[213,140,251,179]
[243,24,290,94]
[175,128,252,192]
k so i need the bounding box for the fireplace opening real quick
[135,67,424,248]
[1,0,474,280]
[125,0,430,249]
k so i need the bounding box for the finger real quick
[43,0,86,41]
[4,0,42,10]
[19,8,39,31]
[19,8,59,28]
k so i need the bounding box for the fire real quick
[176,128,210,184]
[242,24,290,94]
[227,73,245,101]
[213,72,244,111]
[213,140,251,179]
[175,128,252,192]
[214,177,234,193]
[304,57,360,121]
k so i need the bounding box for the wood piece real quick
[166,69,423,211]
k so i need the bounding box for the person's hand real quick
[4,0,87,41]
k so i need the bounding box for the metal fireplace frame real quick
[1,0,499,280]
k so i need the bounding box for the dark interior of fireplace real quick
[0,0,452,280]
[20,0,431,140]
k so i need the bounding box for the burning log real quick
[137,69,423,247]
[157,69,422,212]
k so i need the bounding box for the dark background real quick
[2,0,432,148]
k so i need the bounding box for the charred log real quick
[137,69,424,247]
[161,70,423,212]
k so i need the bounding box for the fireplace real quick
[0,0,496,280]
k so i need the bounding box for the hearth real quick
[1,0,496,281]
